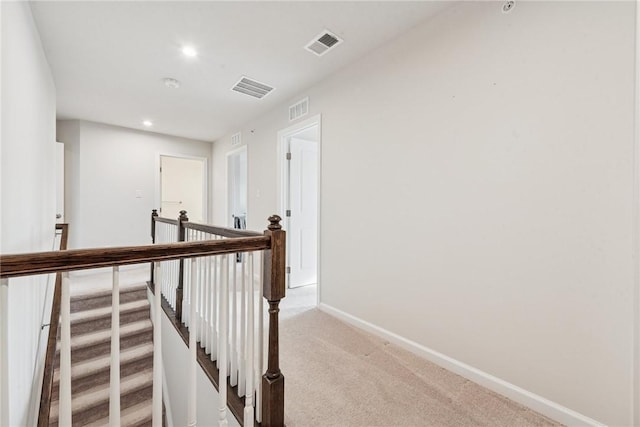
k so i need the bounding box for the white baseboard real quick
[318,303,605,427]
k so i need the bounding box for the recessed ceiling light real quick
[181,46,198,57]
[142,120,153,127]
[163,78,180,89]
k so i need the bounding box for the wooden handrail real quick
[37,223,69,427]
[183,222,262,238]
[0,236,271,278]
[154,217,179,226]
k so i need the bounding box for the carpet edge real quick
[317,302,604,427]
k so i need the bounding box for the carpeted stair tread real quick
[70,285,148,313]
[52,353,153,401]
[54,342,154,383]
[48,278,157,426]
[70,298,150,323]
[84,399,152,427]
[70,304,150,336]
[49,368,153,425]
[61,319,152,351]
[69,326,152,365]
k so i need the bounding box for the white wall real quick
[148,290,240,427]
[0,2,57,425]
[211,2,638,425]
[57,120,212,250]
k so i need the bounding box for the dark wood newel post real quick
[150,209,158,284]
[176,210,189,322]
[262,215,286,427]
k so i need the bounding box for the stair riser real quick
[71,288,148,313]
[51,355,153,401]
[71,307,150,335]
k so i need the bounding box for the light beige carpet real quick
[280,308,561,427]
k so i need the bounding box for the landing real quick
[279,288,561,427]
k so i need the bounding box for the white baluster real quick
[152,262,163,427]
[0,278,8,427]
[204,246,211,354]
[219,254,229,426]
[184,232,191,327]
[110,267,121,427]
[244,253,255,426]
[188,258,197,427]
[210,237,218,361]
[59,272,72,426]
[238,253,247,396]
[170,258,175,309]
[256,251,264,423]
[207,252,218,360]
[230,249,238,387]
[198,232,204,346]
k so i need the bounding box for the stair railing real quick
[0,215,286,427]
[151,210,285,427]
[37,223,69,427]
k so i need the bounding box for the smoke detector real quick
[305,30,343,57]
[502,1,515,13]
[163,78,180,89]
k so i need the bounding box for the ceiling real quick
[30,1,450,142]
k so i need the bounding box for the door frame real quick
[155,153,208,222]
[277,114,322,301]
[226,145,248,228]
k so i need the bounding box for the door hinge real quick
[286,266,291,274]
[286,152,291,160]
[160,166,162,172]
[286,209,291,217]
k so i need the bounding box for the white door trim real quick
[226,145,248,228]
[277,114,322,303]
[155,153,208,222]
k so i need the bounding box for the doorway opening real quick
[227,146,248,229]
[278,115,321,302]
[159,155,207,222]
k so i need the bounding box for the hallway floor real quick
[279,286,561,427]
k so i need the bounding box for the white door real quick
[160,155,205,222]
[286,130,318,288]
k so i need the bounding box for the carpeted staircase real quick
[49,284,155,426]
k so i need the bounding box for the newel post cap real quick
[179,210,189,221]
[152,209,158,217]
[268,215,282,230]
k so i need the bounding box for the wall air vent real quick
[305,30,343,57]
[289,97,309,122]
[231,76,274,99]
[231,132,242,147]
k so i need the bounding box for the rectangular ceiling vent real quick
[289,97,309,122]
[231,132,242,147]
[231,76,274,99]
[305,30,343,57]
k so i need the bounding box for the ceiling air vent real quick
[305,30,343,57]
[231,76,274,99]
[231,132,242,147]
[289,97,309,122]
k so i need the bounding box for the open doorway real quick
[227,146,247,229]
[159,155,207,222]
[279,116,321,300]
